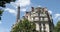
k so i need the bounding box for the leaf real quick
[11,19,37,32]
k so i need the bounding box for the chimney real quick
[43,7,47,11]
[31,7,34,11]
[26,12,29,14]
[16,6,20,22]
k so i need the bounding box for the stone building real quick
[24,7,54,32]
[12,6,54,32]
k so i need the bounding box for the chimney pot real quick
[31,7,34,11]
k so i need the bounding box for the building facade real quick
[24,7,54,32]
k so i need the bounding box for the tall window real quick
[35,17,39,21]
[26,16,28,19]
[39,23,42,32]
[36,23,40,31]
[40,14,47,17]
[31,14,36,16]
[35,13,38,16]
[40,17,43,21]
[43,23,46,32]
[31,17,33,21]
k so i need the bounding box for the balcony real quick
[34,17,39,21]
[44,18,48,21]
[40,17,48,21]
[40,14,47,17]
[31,13,38,17]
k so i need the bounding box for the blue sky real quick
[0,0,60,32]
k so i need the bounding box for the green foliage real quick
[0,10,3,20]
[0,10,3,16]
[53,21,60,32]
[0,0,15,3]
[0,0,15,7]
[11,19,38,32]
[0,1,6,7]
[0,0,15,19]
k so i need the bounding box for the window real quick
[44,18,48,21]
[35,9,37,11]
[35,13,38,16]
[35,23,40,31]
[40,14,47,17]
[43,24,45,27]
[26,16,28,19]
[31,14,36,16]
[40,17,43,21]
[32,13,38,16]
[31,17,33,21]
[33,14,36,16]
[32,12,36,14]
[43,24,46,29]
[35,17,39,21]
[40,14,44,16]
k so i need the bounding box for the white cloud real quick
[4,8,17,15]
[0,28,9,32]
[37,5,41,7]
[54,14,60,19]
[10,0,30,8]
[21,8,26,12]
[58,18,60,20]
[16,0,30,7]
[4,8,27,15]
[5,0,31,15]
[0,21,2,24]
[48,10,52,14]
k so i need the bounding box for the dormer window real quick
[26,16,28,19]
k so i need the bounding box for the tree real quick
[53,21,60,32]
[0,0,15,7]
[0,10,3,20]
[0,0,16,20]
[11,19,38,32]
